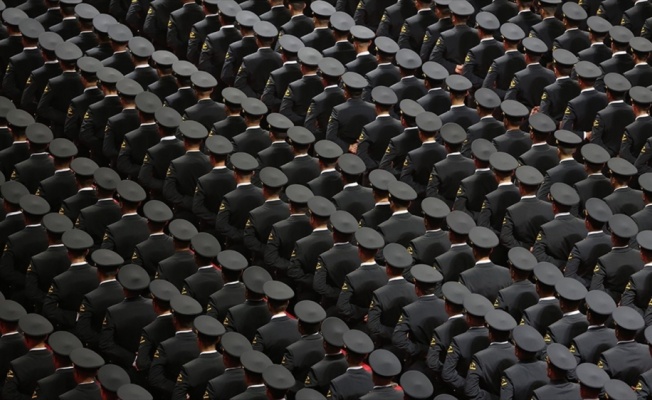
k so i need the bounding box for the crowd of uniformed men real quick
[5,0,652,398]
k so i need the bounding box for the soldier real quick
[464,309,517,400]
[400,112,446,205]
[406,197,450,266]
[460,227,511,303]
[263,365,295,400]
[564,198,613,288]
[377,99,423,178]
[234,21,282,99]
[0,110,32,182]
[308,139,344,199]
[0,97,16,153]
[0,9,29,86]
[117,385,153,400]
[574,144,612,215]
[243,167,289,265]
[578,16,612,65]
[74,249,123,350]
[605,157,644,216]
[430,0,478,74]
[337,227,387,327]
[301,2,335,52]
[186,0,221,65]
[24,213,73,314]
[590,213,642,302]
[427,122,474,208]
[592,73,635,157]
[441,293,492,396]
[418,0,452,62]
[166,0,203,60]
[37,139,78,213]
[77,67,124,165]
[621,86,652,165]
[36,42,84,139]
[304,57,345,141]
[206,250,247,324]
[392,264,447,369]
[156,219,199,291]
[99,265,156,370]
[31,331,83,400]
[598,307,652,386]
[553,2,590,54]
[433,211,476,287]
[368,243,416,348]
[304,317,348,394]
[439,75,478,131]
[323,12,355,65]
[598,26,635,82]
[12,123,55,194]
[362,349,404,399]
[123,38,157,92]
[521,262,564,334]
[326,329,374,399]
[232,98,270,158]
[2,19,44,105]
[221,11,259,89]
[495,248,538,322]
[60,347,104,399]
[36,0,63,30]
[505,38,555,111]
[621,230,652,314]
[378,181,425,247]
[376,0,416,42]
[545,278,589,347]
[313,210,358,313]
[416,61,450,116]
[234,350,273,399]
[360,169,395,230]
[181,233,224,312]
[115,92,163,180]
[532,343,580,400]
[561,61,607,139]
[198,0,242,97]
[461,89,503,158]
[164,62,198,115]
[499,325,548,400]
[252,281,300,364]
[482,23,526,100]
[326,71,375,152]
[261,0,290,28]
[537,130,586,202]
[0,181,28,256]
[390,49,426,111]
[215,152,264,254]
[624,38,652,87]
[501,166,554,251]
[0,195,49,302]
[454,139,497,221]
[85,14,117,61]
[147,50,179,102]
[462,12,502,90]
[280,47,323,126]
[135,279,178,374]
[539,50,580,125]
[397,0,434,52]
[97,364,131,400]
[635,327,652,400]
[345,26,377,76]
[528,0,564,64]
[569,290,617,364]
[477,152,520,240]
[2,313,55,400]
[261,35,303,114]
[137,107,184,201]
[0,300,27,390]
[203,332,251,400]
[162,121,211,224]
[223,266,273,342]
[279,1,313,39]
[148,294,201,400]
[67,5,100,53]
[280,127,320,186]
[255,113,293,172]
[101,24,134,75]
[100,181,147,261]
[333,154,374,220]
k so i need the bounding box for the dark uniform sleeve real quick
[564,245,583,283]
[590,114,608,154]
[234,63,256,98]
[280,86,304,126]
[198,38,219,78]
[20,72,39,115]
[102,119,120,162]
[187,26,202,65]
[136,328,155,372]
[261,75,282,113]
[64,102,81,142]
[287,242,313,287]
[326,107,348,152]
[117,138,140,180]
[426,330,445,373]
[304,99,320,136]
[264,226,291,272]
[621,278,644,315]
[453,181,471,217]
[353,0,367,26]
[100,311,135,368]
[539,90,552,118]
[504,74,520,102]
[464,358,490,400]
[589,259,607,292]
[477,198,494,233]
[500,210,523,249]
[620,128,638,164]
[149,345,175,394]
[171,367,191,400]
[192,181,218,225]
[313,258,340,300]
[532,229,564,268]
[337,276,365,321]
[500,374,515,400]
[37,82,66,125]
[426,164,443,199]
[243,215,266,257]
[379,139,400,177]
[139,151,164,193]
[635,139,652,175]
[431,37,456,73]
[163,162,192,210]
[645,299,652,327]
[0,240,22,294]
[75,297,98,348]
[376,11,391,38]
[126,0,143,33]
[2,366,21,400]
[42,280,76,330]
[78,109,101,158]
[397,22,411,50]
[2,61,20,102]
[636,376,652,400]
[220,47,238,88]
[462,51,484,89]
[400,154,426,197]
[356,128,377,171]
[24,263,45,311]
[482,61,505,99]
[166,16,183,57]
[215,197,243,245]
[441,341,466,392]
[392,310,419,357]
